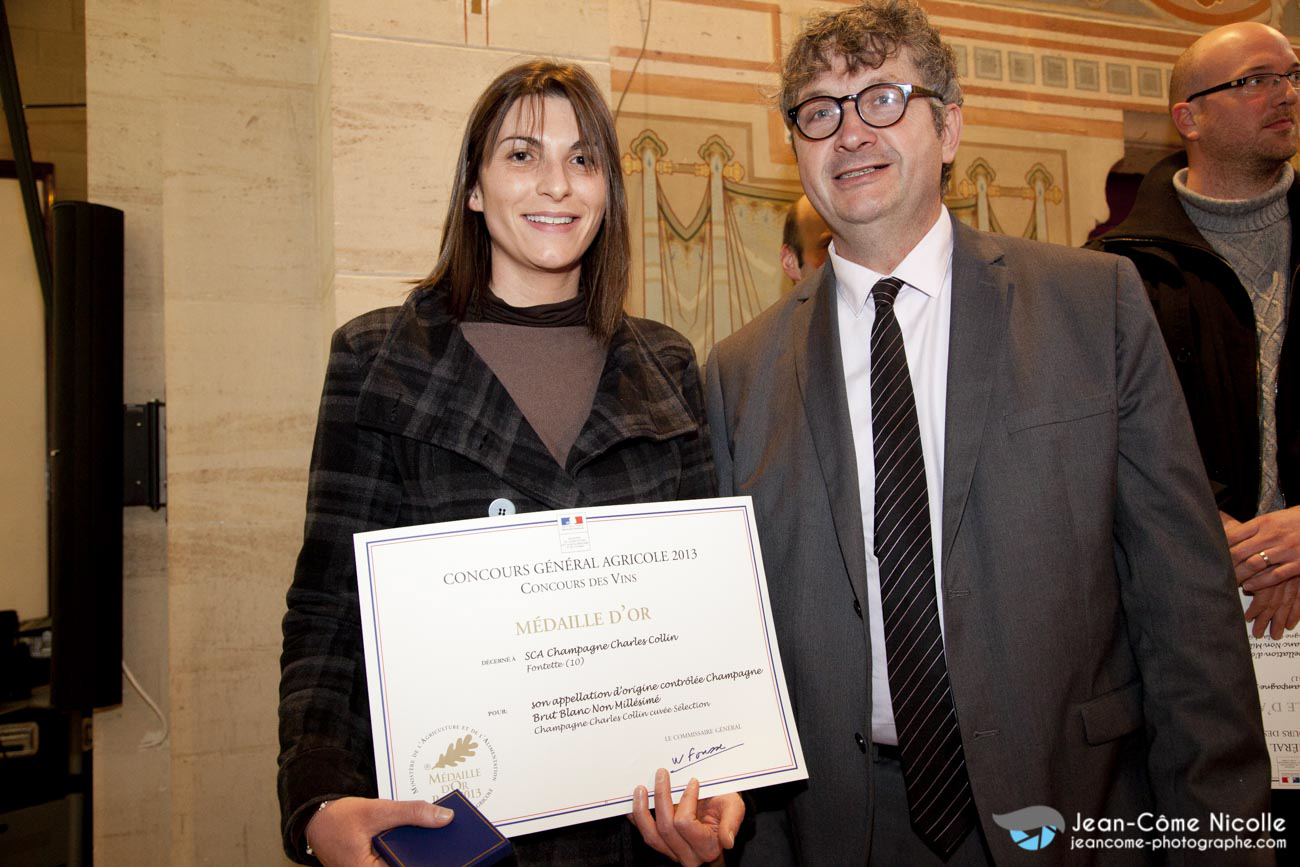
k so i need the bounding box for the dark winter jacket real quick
[1089,151,1300,520]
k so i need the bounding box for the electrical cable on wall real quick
[614,0,653,120]
[122,660,168,748]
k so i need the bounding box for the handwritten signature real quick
[669,742,744,774]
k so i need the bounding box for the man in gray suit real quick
[706,2,1271,863]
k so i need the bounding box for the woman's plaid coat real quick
[278,289,713,863]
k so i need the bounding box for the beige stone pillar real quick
[87,0,327,862]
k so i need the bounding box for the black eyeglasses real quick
[787,82,943,140]
[1185,70,1300,102]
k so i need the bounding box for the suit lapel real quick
[942,219,1010,569]
[795,266,869,603]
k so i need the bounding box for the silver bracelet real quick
[304,800,332,858]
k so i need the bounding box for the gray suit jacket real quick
[706,218,1270,864]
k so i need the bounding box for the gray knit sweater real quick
[1175,165,1292,512]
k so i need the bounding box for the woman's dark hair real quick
[413,59,629,342]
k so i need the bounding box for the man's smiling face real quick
[792,49,959,268]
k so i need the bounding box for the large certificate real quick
[355,496,807,837]
[1243,592,1300,789]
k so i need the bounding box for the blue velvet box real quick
[372,789,512,867]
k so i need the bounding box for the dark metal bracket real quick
[123,402,166,510]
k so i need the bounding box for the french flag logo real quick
[561,516,584,526]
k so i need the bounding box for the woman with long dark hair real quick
[277,60,739,866]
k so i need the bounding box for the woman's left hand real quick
[628,768,744,866]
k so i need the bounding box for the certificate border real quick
[363,517,555,798]
[358,500,803,828]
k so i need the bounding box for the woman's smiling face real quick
[468,95,608,305]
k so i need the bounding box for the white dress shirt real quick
[830,209,954,745]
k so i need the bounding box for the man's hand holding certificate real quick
[354,496,807,839]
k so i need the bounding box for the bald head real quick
[1171,22,1296,108]
[1168,22,1299,198]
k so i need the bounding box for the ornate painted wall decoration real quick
[1141,0,1271,26]
[990,0,1298,30]
[622,127,797,355]
[949,157,1067,241]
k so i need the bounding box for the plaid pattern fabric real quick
[277,289,713,863]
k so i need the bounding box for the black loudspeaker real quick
[48,201,124,710]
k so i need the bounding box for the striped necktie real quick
[870,275,976,856]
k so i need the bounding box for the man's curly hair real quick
[780,0,963,190]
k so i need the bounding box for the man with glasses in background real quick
[706,2,1270,862]
[1093,23,1300,643]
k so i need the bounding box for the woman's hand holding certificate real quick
[354,496,806,839]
